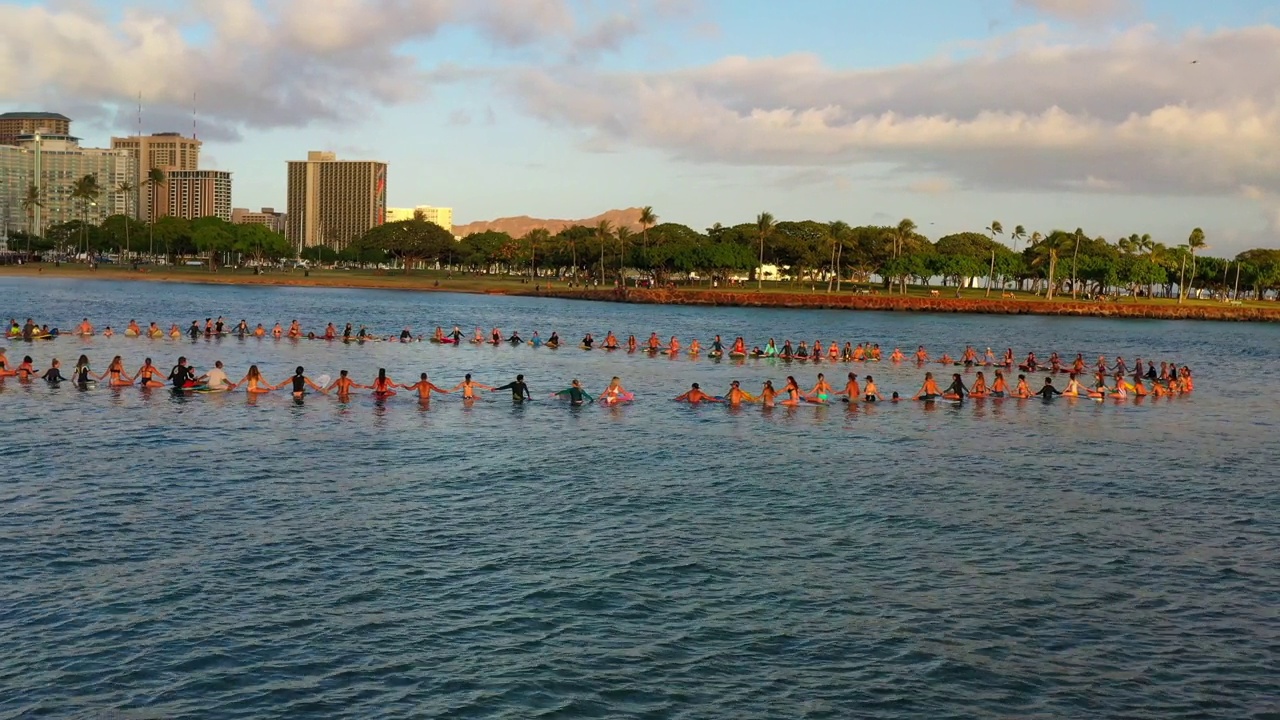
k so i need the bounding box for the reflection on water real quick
[1,278,1278,719]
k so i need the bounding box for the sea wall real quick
[535,288,1280,323]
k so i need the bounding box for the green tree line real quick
[343,210,1278,301]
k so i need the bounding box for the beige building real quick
[109,132,201,222]
[285,151,387,250]
[0,134,135,234]
[163,170,232,221]
[232,207,287,234]
[0,112,71,146]
[386,205,453,230]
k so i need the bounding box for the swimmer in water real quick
[759,380,779,407]
[102,326,114,337]
[104,355,134,387]
[914,346,929,363]
[134,358,166,388]
[779,376,802,406]
[326,370,357,396]
[368,368,398,396]
[77,318,94,336]
[990,370,1008,398]
[451,373,493,399]
[969,372,989,397]
[805,373,832,403]
[863,376,881,402]
[42,358,66,383]
[1038,377,1063,400]
[942,373,968,401]
[1011,374,1033,399]
[554,379,591,405]
[1062,373,1087,397]
[599,377,630,403]
[836,372,860,402]
[273,366,327,397]
[890,347,904,362]
[674,382,720,404]
[912,372,941,401]
[229,364,273,393]
[401,373,451,401]
[723,380,755,406]
[493,374,532,402]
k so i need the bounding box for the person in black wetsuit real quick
[1037,377,1063,400]
[547,332,560,348]
[274,366,326,397]
[944,373,968,400]
[581,333,594,349]
[399,327,413,342]
[215,317,226,334]
[72,355,94,387]
[187,321,201,339]
[168,356,198,389]
[449,326,463,343]
[493,374,532,402]
[42,359,65,383]
[507,330,523,344]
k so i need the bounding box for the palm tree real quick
[1186,227,1207,301]
[1029,231,1071,300]
[526,228,549,279]
[20,183,42,253]
[71,174,103,260]
[756,211,774,289]
[891,218,917,294]
[616,226,633,284]
[638,206,656,253]
[1026,230,1043,293]
[1011,224,1026,251]
[595,219,612,282]
[827,220,850,293]
[116,181,136,258]
[143,168,166,257]
[984,220,1003,297]
[1070,227,1085,299]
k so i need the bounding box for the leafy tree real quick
[362,219,456,273]
[638,206,657,253]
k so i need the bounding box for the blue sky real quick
[2,0,1278,253]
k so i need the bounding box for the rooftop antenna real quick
[192,91,198,141]
[137,91,142,137]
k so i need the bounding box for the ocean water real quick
[1,277,1278,719]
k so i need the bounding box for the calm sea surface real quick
[1,277,1278,719]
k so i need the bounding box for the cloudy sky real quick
[2,0,1278,252]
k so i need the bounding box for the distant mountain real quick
[452,208,646,238]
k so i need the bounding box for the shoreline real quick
[4,265,1278,323]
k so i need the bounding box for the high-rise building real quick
[386,205,453,231]
[231,207,287,234]
[285,151,387,250]
[0,134,136,235]
[109,132,201,222]
[0,112,71,146]
[163,170,232,222]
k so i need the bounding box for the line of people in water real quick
[0,345,1194,407]
[10,318,1187,381]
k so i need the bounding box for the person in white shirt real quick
[204,361,231,390]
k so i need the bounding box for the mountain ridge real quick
[452,208,646,237]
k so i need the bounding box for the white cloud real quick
[906,178,955,195]
[0,0,671,135]
[1013,0,1137,23]
[498,25,1280,197]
